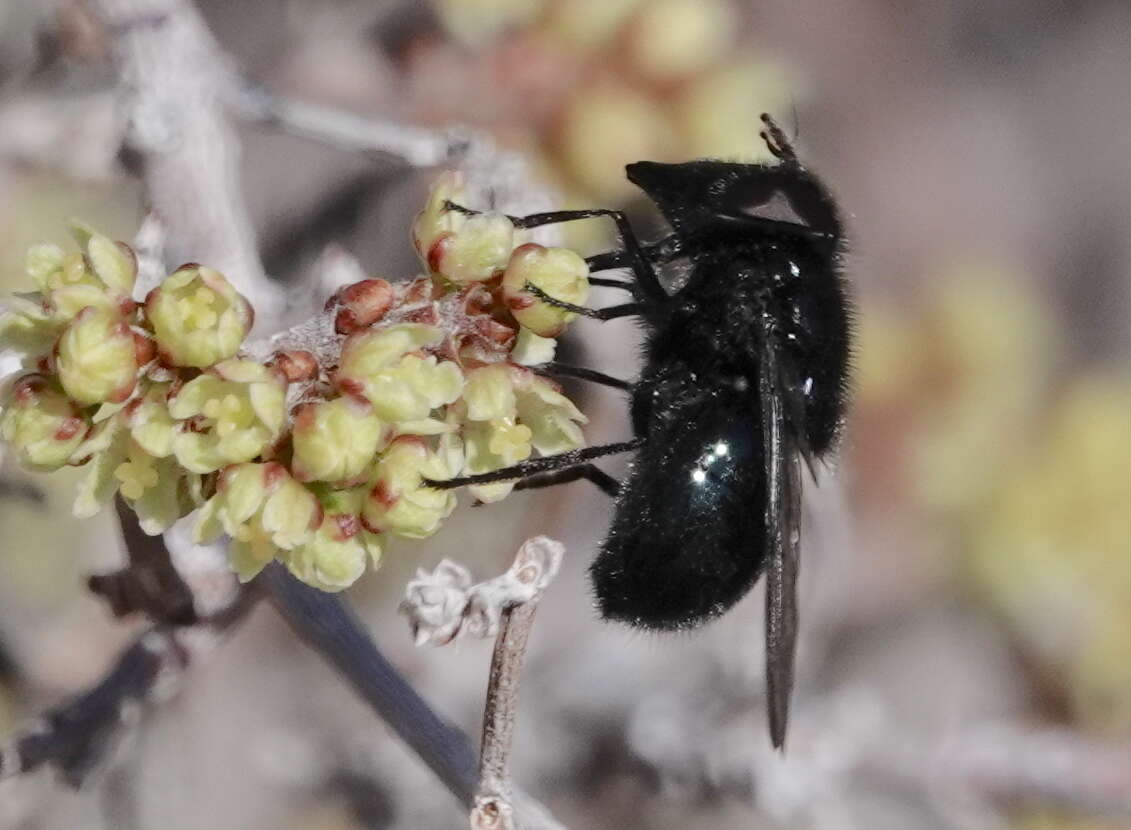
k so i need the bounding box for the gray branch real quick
[230,77,480,167]
[94,0,284,323]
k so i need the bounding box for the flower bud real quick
[260,474,322,550]
[334,279,395,334]
[56,307,139,404]
[292,397,386,484]
[70,222,138,295]
[429,213,515,284]
[269,350,319,383]
[412,172,516,284]
[362,437,457,539]
[0,374,88,471]
[510,327,557,365]
[463,364,517,421]
[284,514,369,592]
[502,243,590,337]
[412,171,467,260]
[146,265,253,367]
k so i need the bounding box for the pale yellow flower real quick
[168,359,286,473]
[56,307,140,404]
[362,436,459,539]
[291,396,386,484]
[146,266,252,367]
[0,374,88,471]
[502,243,590,337]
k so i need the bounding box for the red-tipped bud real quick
[334,279,395,334]
[270,349,319,383]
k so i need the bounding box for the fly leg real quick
[513,464,620,497]
[521,284,642,321]
[445,202,668,304]
[586,234,684,281]
[427,439,642,490]
[531,362,631,391]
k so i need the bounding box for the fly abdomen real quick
[591,401,767,630]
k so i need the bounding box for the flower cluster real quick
[0,173,591,591]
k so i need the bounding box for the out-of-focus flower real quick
[0,374,88,471]
[291,397,386,484]
[911,270,1056,515]
[541,0,644,53]
[967,377,1131,730]
[626,0,735,81]
[673,58,792,161]
[362,436,460,539]
[433,0,547,46]
[56,307,140,404]
[167,359,286,473]
[1,225,140,360]
[146,265,253,367]
[559,81,676,202]
[502,243,590,336]
[336,324,464,422]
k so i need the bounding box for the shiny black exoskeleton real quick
[434,115,852,748]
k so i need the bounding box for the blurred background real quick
[2,0,1131,828]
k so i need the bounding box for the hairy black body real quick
[433,116,852,747]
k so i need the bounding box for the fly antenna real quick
[760,112,798,165]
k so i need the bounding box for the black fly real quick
[432,115,852,748]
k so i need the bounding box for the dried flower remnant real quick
[0,174,592,591]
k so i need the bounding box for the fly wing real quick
[759,321,804,750]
